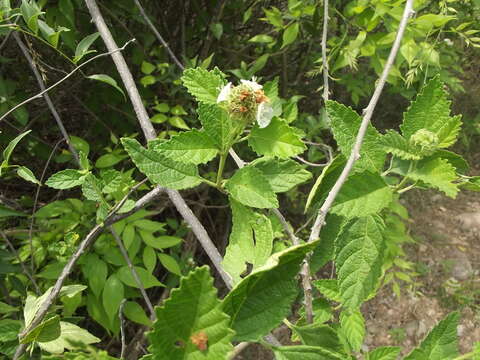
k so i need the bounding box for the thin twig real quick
[13,33,79,164]
[321,0,330,102]
[295,155,329,167]
[110,227,156,318]
[0,37,136,124]
[132,0,185,71]
[0,230,40,294]
[119,299,127,360]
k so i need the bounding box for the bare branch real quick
[119,299,127,360]
[321,0,330,102]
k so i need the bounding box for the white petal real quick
[217,82,232,103]
[256,102,274,128]
[240,79,262,91]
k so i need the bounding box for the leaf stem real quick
[216,153,228,187]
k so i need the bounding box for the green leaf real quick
[210,22,223,40]
[17,166,41,184]
[400,76,461,148]
[181,67,225,104]
[335,215,385,310]
[143,246,157,273]
[248,118,306,159]
[252,158,311,193]
[45,169,86,189]
[1,130,31,171]
[147,266,234,359]
[0,319,22,342]
[20,0,43,34]
[124,301,152,327]
[225,166,278,209]
[73,32,99,63]
[0,301,17,314]
[168,116,190,130]
[102,274,124,324]
[249,34,274,43]
[381,130,422,160]
[122,138,202,190]
[222,241,318,341]
[272,345,344,359]
[197,104,235,154]
[37,322,100,354]
[142,235,182,250]
[81,174,103,201]
[289,323,343,352]
[331,172,393,219]
[87,74,125,98]
[326,101,385,172]
[21,315,61,344]
[151,129,218,165]
[281,22,299,49]
[158,254,181,276]
[340,310,365,352]
[141,61,156,75]
[0,205,26,218]
[408,157,459,198]
[313,279,341,303]
[366,346,401,360]
[95,153,126,168]
[116,266,165,289]
[310,214,344,272]
[404,312,460,360]
[82,254,107,298]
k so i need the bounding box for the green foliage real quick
[181,67,225,105]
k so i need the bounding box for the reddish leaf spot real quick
[190,331,208,351]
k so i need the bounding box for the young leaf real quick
[181,67,225,104]
[404,312,460,360]
[340,310,365,352]
[116,266,165,289]
[272,345,344,360]
[366,346,401,360]
[45,169,86,189]
[335,215,385,310]
[150,129,218,165]
[17,166,41,185]
[102,274,124,325]
[252,158,312,193]
[87,74,125,98]
[400,76,461,149]
[37,322,100,354]
[147,266,234,359]
[121,138,202,190]
[381,130,422,160]
[197,104,234,154]
[326,101,386,173]
[222,241,318,341]
[408,157,459,198]
[74,33,100,63]
[1,130,31,173]
[330,171,393,219]
[281,22,300,49]
[248,118,306,159]
[225,166,278,209]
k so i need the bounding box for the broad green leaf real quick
[335,215,385,310]
[81,174,103,201]
[310,214,344,272]
[366,346,401,360]
[83,254,107,298]
[116,266,165,289]
[326,101,385,172]
[87,74,125,98]
[1,130,31,172]
[20,0,43,34]
[102,274,124,324]
[340,310,365,352]
[141,61,156,75]
[222,241,318,341]
[281,22,299,49]
[158,254,181,276]
[73,32,99,63]
[21,315,61,344]
[122,138,202,190]
[313,279,341,302]
[225,166,278,209]
[0,301,17,314]
[181,67,225,104]
[408,157,459,198]
[0,205,26,218]
[404,312,460,360]
[17,166,41,184]
[429,150,469,173]
[197,104,234,154]
[142,235,182,250]
[143,246,157,273]
[252,158,312,193]
[45,169,85,189]
[273,345,344,360]
[150,129,218,165]
[248,118,306,159]
[289,323,343,352]
[0,319,21,342]
[37,322,100,354]
[124,301,152,327]
[400,76,461,148]
[331,171,393,219]
[95,153,126,168]
[381,130,422,160]
[147,266,234,359]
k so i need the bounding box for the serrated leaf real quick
[331,172,393,219]
[181,67,225,104]
[252,158,312,193]
[340,310,365,352]
[313,279,341,302]
[272,345,344,360]
[366,346,401,360]
[87,74,125,98]
[17,166,41,184]
[335,215,385,310]
[147,266,234,359]
[381,130,422,160]
[37,322,100,354]
[400,76,461,148]
[326,101,385,172]
[225,166,278,209]
[197,104,235,154]
[81,174,103,201]
[408,157,459,198]
[45,169,86,189]
[122,138,202,190]
[150,129,218,165]
[404,312,460,360]
[222,241,318,341]
[248,118,306,158]
[289,323,343,352]
[310,214,344,272]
